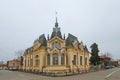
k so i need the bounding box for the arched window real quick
[73,55,76,65]
[30,59,33,66]
[61,54,65,65]
[35,55,39,58]
[53,53,58,65]
[80,56,82,65]
[47,54,50,65]
[28,60,29,66]
[85,58,87,65]
[35,55,39,67]
[24,60,26,67]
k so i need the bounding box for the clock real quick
[52,42,61,49]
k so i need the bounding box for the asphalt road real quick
[0,68,120,80]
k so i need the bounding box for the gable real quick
[47,37,65,49]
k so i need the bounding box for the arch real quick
[53,53,58,65]
[35,55,39,67]
[35,55,39,58]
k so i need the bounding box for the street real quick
[0,68,120,80]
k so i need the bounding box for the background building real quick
[22,18,90,73]
[7,59,21,70]
[0,64,7,70]
[118,59,120,67]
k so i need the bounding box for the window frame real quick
[61,54,65,65]
[53,53,58,65]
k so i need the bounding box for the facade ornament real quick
[79,42,84,51]
[72,40,78,49]
[47,48,51,53]
[61,48,65,53]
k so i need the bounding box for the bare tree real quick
[105,52,113,61]
[0,61,4,64]
[15,50,24,60]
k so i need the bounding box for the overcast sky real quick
[0,0,120,62]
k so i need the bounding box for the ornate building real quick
[23,17,90,73]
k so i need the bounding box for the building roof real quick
[0,64,7,66]
[8,59,21,62]
[24,16,90,55]
[66,33,79,47]
[39,34,47,47]
[51,30,62,39]
[24,46,33,55]
[100,55,109,59]
[84,45,89,52]
[50,17,62,39]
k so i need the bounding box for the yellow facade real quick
[23,18,90,73]
[0,64,7,70]
[7,59,21,70]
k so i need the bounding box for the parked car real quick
[105,66,112,69]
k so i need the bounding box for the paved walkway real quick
[0,68,120,80]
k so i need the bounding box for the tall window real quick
[24,60,26,67]
[61,54,65,65]
[13,63,15,66]
[80,56,82,65]
[53,54,58,65]
[28,60,29,66]
[85,58,87,65]
[66,55,68,65]
[35,55,39,67]
[30,59,33,66]
[47,54,50,65]
[73,55,76,65]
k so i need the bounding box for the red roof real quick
[100,55,108,59]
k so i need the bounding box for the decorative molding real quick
[72,40,78,49]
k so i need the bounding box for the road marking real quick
[105,69,120,79]
[30,79,37,80]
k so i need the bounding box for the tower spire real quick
[55,12,58,27]
[51,12,62,39]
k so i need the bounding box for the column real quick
[58,54,61,65]
[65,54,66,65]
[78,53,80,67]
[50,54,52,65]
